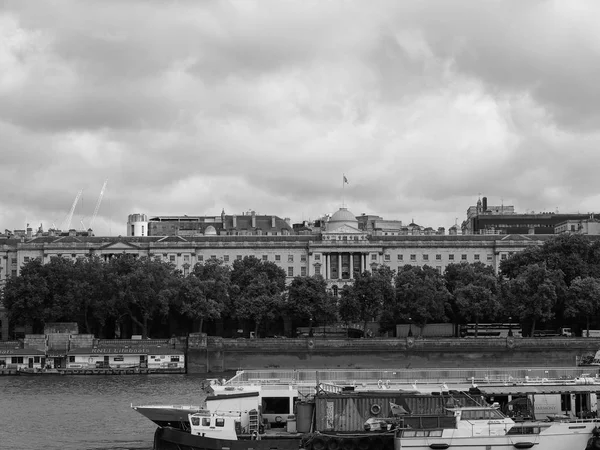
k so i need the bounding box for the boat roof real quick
[67,347,184,356]
[480,385,600,395]
[0,348,46,356]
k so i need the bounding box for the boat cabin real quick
[65,346,185,370]
[209,384,299,426]
[0,348,45,371]
[189,411,246,440]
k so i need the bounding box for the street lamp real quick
[408,317,413,337]
[508,317,513,337]
[309,316,314,337]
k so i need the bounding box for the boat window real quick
[215,418,225,427]
[491,410,505,419]
[191,417,200,426]
[415,431,427,437]
[429,430,443,437]
[403,431,417,437]
[262,397,290,414]
[202,418,211,426]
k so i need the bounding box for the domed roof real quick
[330,207,358,223]
[204,225,217,235]
[327,207,358,231]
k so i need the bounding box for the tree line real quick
[3,234,600,339]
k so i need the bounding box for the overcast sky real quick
[2,0,600,236]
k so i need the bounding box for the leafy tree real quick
[178,259,229,333]
[107,255,178,338]
[230,256,287,336]
[286,275,337,335]
[340,269,391,334]
[454,273,500,337]
[444,262,498,324]
[505,263,562,336]
[2,259,49,333]
[565,276,600,337]
[395,265,450,333]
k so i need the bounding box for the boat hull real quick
[133,405,206,429]
[395,420,600,450]
[153,427,303,450]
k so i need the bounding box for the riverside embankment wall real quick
[186,335,600,373]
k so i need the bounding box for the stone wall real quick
[186,337,600,373]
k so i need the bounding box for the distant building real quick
[463,196,600,235]
[127,211,292,237]
[555,216,600,235]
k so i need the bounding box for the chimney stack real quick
[251,211,256,228]
[482,197,488,211]
[232,215,237,228]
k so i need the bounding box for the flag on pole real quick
[343,175,348,184]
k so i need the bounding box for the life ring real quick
[308,340,315,349]
[506,336,515,349]
[328,438,340,450]
[275,415,283,423]
[313,437,327,450]
[370,403,382,415]
[341,438,356,450]
[357,437,370,450]
[406,336,415,349]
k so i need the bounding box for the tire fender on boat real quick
[327,437,340,450]
[312,436,327,450]
[370,403,381,415]
[357,436,370,450]
[308,340,315,349]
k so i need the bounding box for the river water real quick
[0,373,223,450]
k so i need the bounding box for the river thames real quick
[0,373,222,450]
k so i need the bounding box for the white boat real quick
[394,403,600,450]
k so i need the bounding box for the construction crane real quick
[62,189,83,231]
[88,179,108,231]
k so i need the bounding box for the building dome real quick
[328,207,358,231]
[204,225,217,236]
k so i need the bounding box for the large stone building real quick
[1,205,563,340]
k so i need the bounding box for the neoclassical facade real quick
[0,206,570,340]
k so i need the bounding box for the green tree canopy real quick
[394,265,450,332]
[505,263,562,336]
[177,259,230,333]
[286,275,337,334]
[230,256,287,337]
[565,276,600,337]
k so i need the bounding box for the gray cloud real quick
[1,0,600,236]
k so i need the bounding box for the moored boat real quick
[394,403,600,450]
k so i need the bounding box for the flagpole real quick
[342,174,345,208]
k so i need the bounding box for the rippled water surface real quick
[0,373,216,450]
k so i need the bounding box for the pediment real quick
[500,234,533,242]
[326,224,362,234]
[98,240,140,250]
[53,236,83,244]
[157,235,189,243]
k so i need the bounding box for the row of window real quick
[198,254,307,263]
[0,356,41,365]
[384,253,501,262]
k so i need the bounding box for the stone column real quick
[325,254,330,279]
[338,253,342,279]
[350,253,354,279]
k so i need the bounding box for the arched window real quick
[332,285,339,296]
